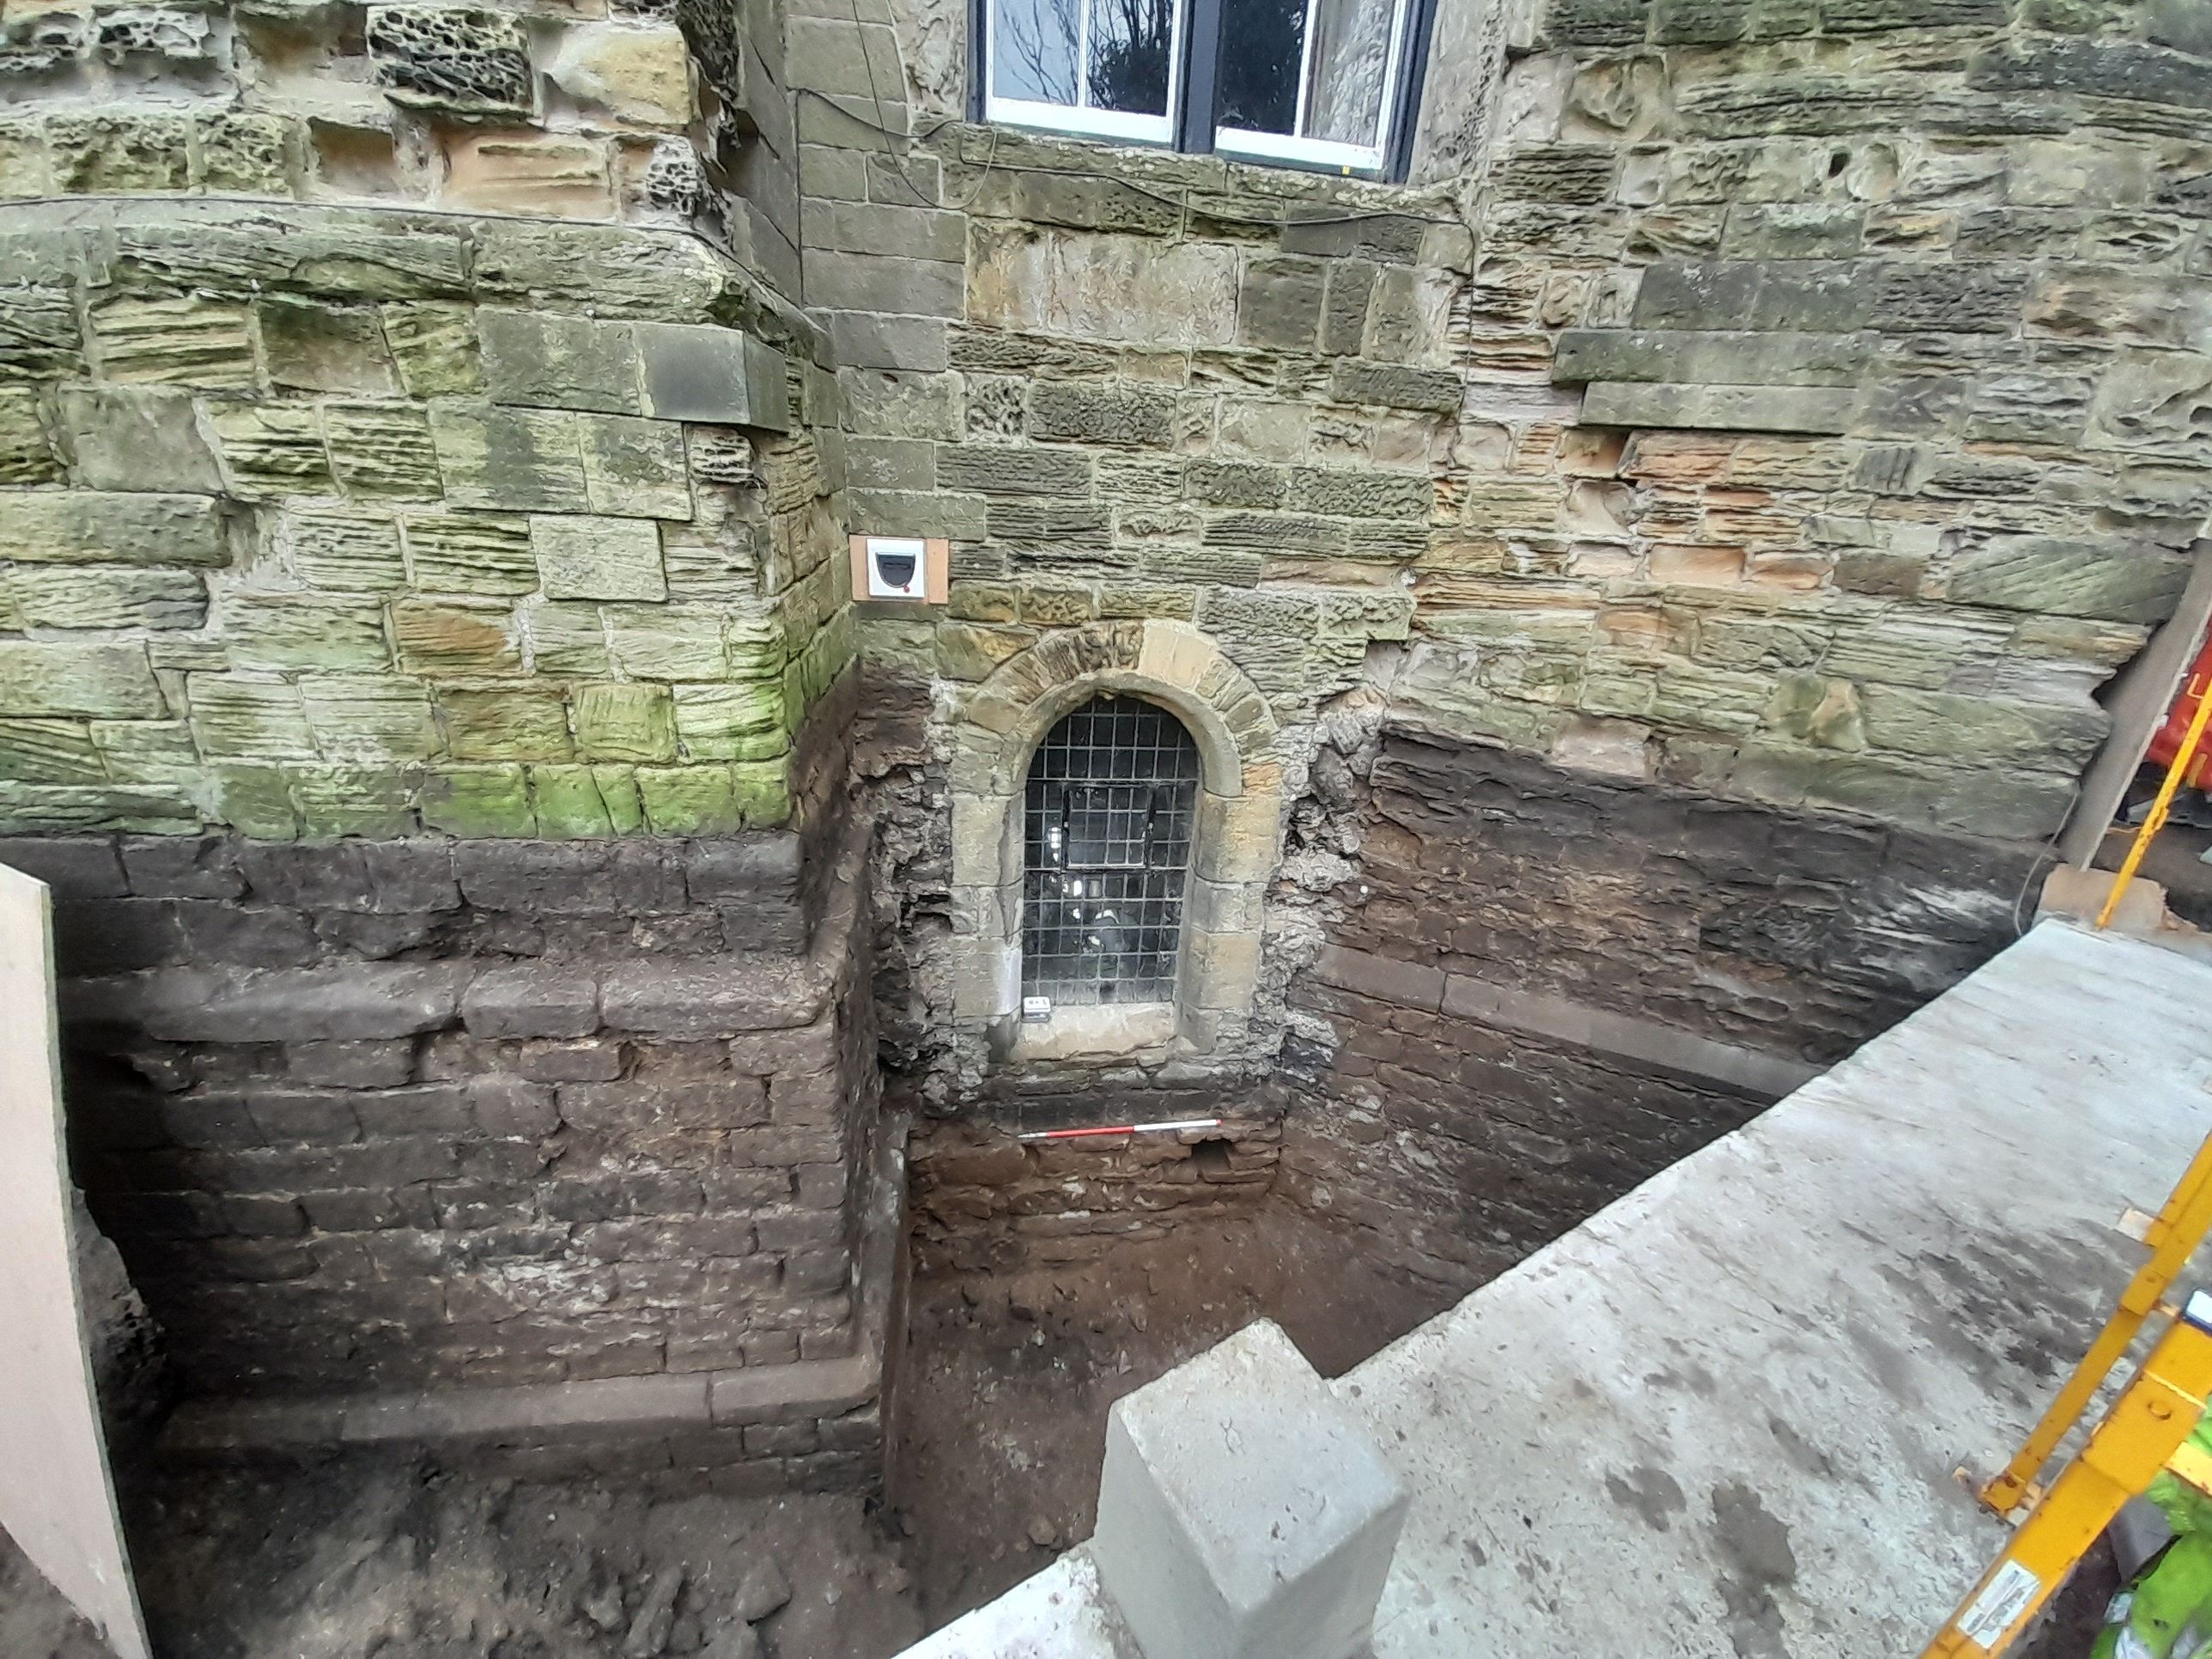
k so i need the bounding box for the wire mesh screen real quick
[1023,696,1201,1006]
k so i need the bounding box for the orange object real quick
[2150,631,2212,791]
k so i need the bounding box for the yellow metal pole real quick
[2097,675,2212,930]
[1982,1128,2212,1515]
[1926,1298,2212,1657]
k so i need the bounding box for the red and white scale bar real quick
[1016,1117,1222,1142]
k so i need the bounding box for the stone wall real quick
[796,0,2207,1128]
[0,200,852,842]
[49,815,894,1477]
[0,0,802,287]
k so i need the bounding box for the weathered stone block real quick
[576,683,678,761]
[223,596,391,672]
[325,403,444,498]
[580,415,692,518]
[430,404,588,512]
[480,310,643,415]
[393,599,525,675]
[186,676,314,757]
[56,387,222,492]
[0,642,163,719]
[672,682,786,760]
[209,403,334,496]
[935,445,1093,495]
[1946,538,2190,624]
[11,565,206,631]
[1286,469,1431,520]
[1328,360,1462,413]
[48,110,191,192]
[88,295,253,387]
[1238,258,1328,351]
[384,303,483,396]
[1553,329,1869,387]
[635,323,789,429]
[288,508,405,592]
[532,514,667,599]
[1028,382,1177,447]
[400,508,535,593]
[463,963,600,1038]
[800,249,965,319]
[441,686,574,759]
[368,6,532,116]
[546,22,695,126]
[1582,381,1855,434]
[259,297,400,394]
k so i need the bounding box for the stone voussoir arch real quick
[946,621,1282,1054]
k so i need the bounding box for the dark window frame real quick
[970,0,1440,184]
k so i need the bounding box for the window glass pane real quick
[1087,0,1175,113]
[1215,0,1303,134]
[1023,696,1200,1007]
[1304,0,1395,146]
[994,0,1079,105]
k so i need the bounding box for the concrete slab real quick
[902,920,2212,1656]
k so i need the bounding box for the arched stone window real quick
[947,620,1281,1063]
[1023,696,1201,1008]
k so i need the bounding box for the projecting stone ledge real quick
[1579,380,1857,434]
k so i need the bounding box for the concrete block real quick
[2039,866,2170,935]
[1091,1318,1407,1659]
[635,323,788,428]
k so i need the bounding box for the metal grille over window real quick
[1022,696,1200,1006]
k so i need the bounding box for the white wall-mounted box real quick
[849,534,950,605]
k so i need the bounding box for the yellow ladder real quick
[1923,1291,2212,1653]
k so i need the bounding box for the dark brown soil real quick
[884,1199,1462,1625]
[1,1197,1448,1658]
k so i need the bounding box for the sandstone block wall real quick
[0,0,802,285]
[811,0,2206,1134]
[0,201,852,842]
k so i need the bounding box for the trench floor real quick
[885,1198,1461,1626]
[0,1198,1449,1658]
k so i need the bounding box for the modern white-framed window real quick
[975,0,1436,179]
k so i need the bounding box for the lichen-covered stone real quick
[404,509,537,593]
[479,310,643,415]
[300,676,444,760]
[575,682,677,761]
[580,415,691,518]
[325,402,444,497]
[671,681,786,760]
[532,515,666,599]
[430,404,589,511]
[382,304,483,396]
[442,686,576,759]
[89,295,254,387]
[10,565,207,630]
[1,490,229,566]
[260,298,400,394]
[186,676,316,756]
[222,595,392,673]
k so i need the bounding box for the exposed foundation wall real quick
[48,815,891,1475]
